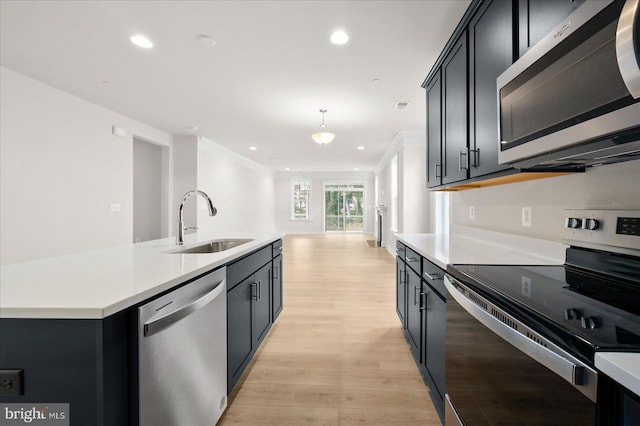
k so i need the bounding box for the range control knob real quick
[581,316,599,330]
[582,218,600,230]
[565,217,583,229]
[564,308,582,320]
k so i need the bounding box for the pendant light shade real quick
[311,109,335,145]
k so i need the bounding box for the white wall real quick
[375,132,430,252]
[449,160,640,240]
[275,171,375,234]
[197,138,275,234]
[133,138,164,243]
[0,67,171,265]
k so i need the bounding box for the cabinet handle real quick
[423,272,441,281]
[414,286,420,306]
[251,282,259,301]
[470,148,479,167]
[399,271,405,286]
[459,150,469,170]
[258,280,262,300]
[406,257,418,263]
[435,163,442,178]
[273,266,279,279]
[420,292,427,311]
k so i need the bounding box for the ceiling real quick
[0,0,470,172]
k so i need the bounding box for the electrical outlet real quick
[522,206,532,228]
[469,206,475,221]
[0,369,24,396]
[110,203,121,212]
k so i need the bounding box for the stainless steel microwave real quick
[497,0,640,170]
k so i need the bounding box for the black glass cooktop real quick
[447,248,640,364]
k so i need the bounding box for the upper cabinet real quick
[423,0,587,190]
[442,34,469,186]
[518,0,586,58]
[469,0,513,178]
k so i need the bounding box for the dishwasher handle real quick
[143,277,226,337]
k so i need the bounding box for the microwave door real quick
[616,0,640,98]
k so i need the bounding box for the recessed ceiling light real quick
[249,146,257,151]
[354,167,360,171]
[187,125,199,132]
[372,78,381,85]
[357,146,365,150]
[197,34,216,46]
[130,35,153,49]
[285,167,291,171]
[330,30,349,45]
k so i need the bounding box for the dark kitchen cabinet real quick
[405,265,422,360]
[423,281,446,404]
[442,33,469,185]
[272,253,283,321]
[226,242,279,394]
[518,0,586,58]
[396,255,407,326]
[426,71,442,188]
[469,0,513,178]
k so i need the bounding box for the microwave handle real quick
[617,0,640,98]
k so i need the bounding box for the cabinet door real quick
[518,0,585,57]
[396,258,406,327]
[442,33,469,185]
[253,263,272,347]
[426,71,442,188]
[424,283,446,402]
[272,254,283,321]
[469,0,513,178]
[227,277,253,393]
[405,266,422,361]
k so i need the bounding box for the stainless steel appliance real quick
[445,210,640,425]
[497,0,640,170]
[138,267,227,426]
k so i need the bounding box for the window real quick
[291,179,311,220]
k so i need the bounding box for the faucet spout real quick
[177,190,217,245]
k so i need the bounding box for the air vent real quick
[491,308,518,330]
[469,293,488,310]
[394,102,410,110]
[526,332,548,347]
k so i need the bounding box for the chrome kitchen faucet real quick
[177,190,217,245]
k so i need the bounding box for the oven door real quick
[444,275,598,425]
[497,0,640,168]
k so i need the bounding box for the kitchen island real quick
[0,232,283,425]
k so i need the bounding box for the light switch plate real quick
[469,206,475,221]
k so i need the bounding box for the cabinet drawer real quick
[405,247,421,273]
[227,245,272,291]
[422,257,446,298]
[272,239,283,258]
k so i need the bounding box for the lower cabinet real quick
[227,239,283,394]
[272,253,283,321]
[395,243,447,423]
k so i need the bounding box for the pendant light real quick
[311,109,335,145]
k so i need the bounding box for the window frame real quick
[290,179,311,220]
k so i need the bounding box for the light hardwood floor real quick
[218,234,440,425]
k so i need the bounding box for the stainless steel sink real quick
[171,239,254,254]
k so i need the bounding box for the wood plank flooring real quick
[219,234,440,425]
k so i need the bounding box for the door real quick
[469,0,513,178]
[271,254,283,321]
[324,184,365,232]
[253,263,272,346]
[442,33,469,185]
[426,71,442,188]
[405,266,422,361]
[424,282,446,402]
[133,138,165,243]
[227,276,254,393]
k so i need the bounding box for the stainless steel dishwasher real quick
[138,267,227,426]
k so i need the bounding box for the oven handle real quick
[445,276,597,403]
[617,0,640,98]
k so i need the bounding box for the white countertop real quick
[595,352,640,397]
[0,232,283,319]
[395,225,568,269]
